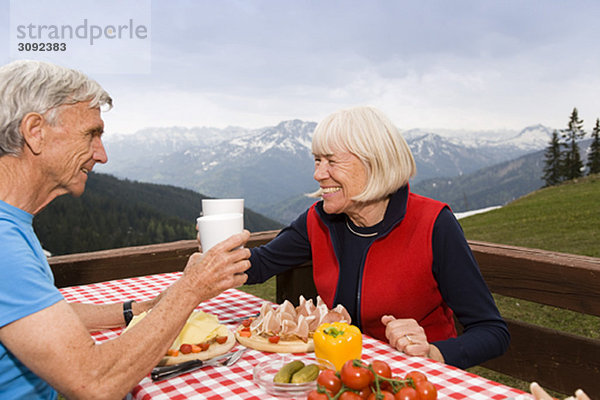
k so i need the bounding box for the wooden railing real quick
[49,231,600,396]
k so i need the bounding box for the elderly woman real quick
[246,106,509,369]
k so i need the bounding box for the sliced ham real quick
[292,315,310,342]
[265,311,282,334]
[278,311,296,324]
[279,319,298,336]
[296,296,316,317]
[278,300,297,318]
[321,311,346,325]
[250,314,264,334]
[331,304,352,323]
[248,296,352,339]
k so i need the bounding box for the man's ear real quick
[20,112,45,155]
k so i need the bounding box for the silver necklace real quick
[345,218,378,238]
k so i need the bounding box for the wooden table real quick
[60,272,529,399]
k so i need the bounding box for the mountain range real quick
[413,138,593,212]
[96,121,568,223]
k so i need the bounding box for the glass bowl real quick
[253,354,335,398]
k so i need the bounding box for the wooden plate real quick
[158,328,236,366]
[235,325,314,353]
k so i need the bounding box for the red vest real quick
[306,192,457,343]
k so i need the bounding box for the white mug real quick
[201,198,244,216]
[197,213,244,251]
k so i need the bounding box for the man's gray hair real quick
[0,60,112,157]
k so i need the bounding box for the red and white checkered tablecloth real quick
[60,273,528,400]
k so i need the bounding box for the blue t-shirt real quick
[0,199,63,400]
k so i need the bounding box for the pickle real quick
[273,360,305,383]
[290,363,320,383]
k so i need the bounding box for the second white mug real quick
[197,213,244,252]
[201,198,244,216]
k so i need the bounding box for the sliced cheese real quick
[123,310,227,350]
[171,311,227,349]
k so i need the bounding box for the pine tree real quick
[586,118,600,175]
[561,108,585,180]
[542,130,563,186]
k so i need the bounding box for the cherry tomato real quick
[239,328,251,337]
[179,344,192,354]
[340,360,372,390]
[405,370,427,384]
[356,385,372,399]
[241,318,252,327]
[369,359,392,390]
[339,391,364,400]
[307,390,330,400]
[166,349,179,357]
[395,386,418,400]
[415,380,437,400]
[370,360,392,382]
[215,336,227,344]
[367,390,395,400]
[317,369,342,395]
[268,335,280,344]
[198,342,210,351]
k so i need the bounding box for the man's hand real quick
[182,230,251,303]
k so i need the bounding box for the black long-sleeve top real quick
[246,186,509,369]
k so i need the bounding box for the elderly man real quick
[0,60,251,399]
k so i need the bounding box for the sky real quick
[2,0,600,136]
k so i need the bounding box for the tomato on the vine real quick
[405,370,427,384]
[370,360,392,382]
[307,390,330,400]
[415,380,438,400]
[340,360,372,390]
[367,390,395,400]
[316,369,342,395]
[339,391,364,400]
[356,385,372,399]
[395,386,419,400]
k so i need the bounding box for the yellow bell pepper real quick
[313,322,362,370]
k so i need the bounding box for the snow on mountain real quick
[401,125,553,181]
[501,124,554,151]
[103,125,250,162]
[404,124,553,152]
[97,119,558,223]
[228,120,314,155]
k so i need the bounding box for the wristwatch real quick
[123,300,136,325]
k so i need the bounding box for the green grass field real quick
[460,173,599,257]
[460,173,599,339]
[459,174,600,396]
[238,174,600,397]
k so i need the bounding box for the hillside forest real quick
[33,173,283,256]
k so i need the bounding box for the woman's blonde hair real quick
[310,106,416,202]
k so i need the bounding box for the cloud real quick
[3,0,600,134]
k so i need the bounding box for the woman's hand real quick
[381,315,433,358]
